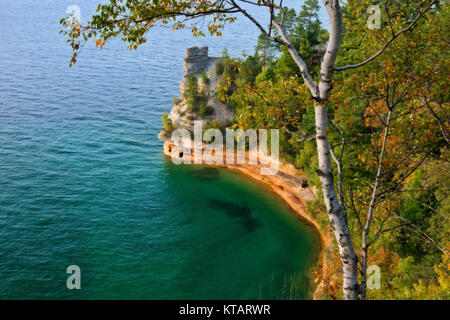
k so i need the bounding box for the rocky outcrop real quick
[183,47,214,78]
[159,46,235,141]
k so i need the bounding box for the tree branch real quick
[230,0,288,47]
[366,109,392,226]
[334,0,438,71]
[319,0,343,100]
[271,18,319,98]
[367,223,411,247]
[395,214,449,256]
[329,120,346,207]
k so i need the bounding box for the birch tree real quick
[61,0,441,299]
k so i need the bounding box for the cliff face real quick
[181,46,215,87]
[159,46,235,141]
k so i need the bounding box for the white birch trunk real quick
[316,0,359,300]
[315,103,359,300]
[273,0,360,299]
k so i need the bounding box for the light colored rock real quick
[159,46,235,140]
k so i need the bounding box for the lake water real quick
[0,0,320,299]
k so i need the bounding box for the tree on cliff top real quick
[61,0,443,300]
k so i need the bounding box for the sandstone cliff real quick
[158,46,235,141]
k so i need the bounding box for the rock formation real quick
[159,46,235,141]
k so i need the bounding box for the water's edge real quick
[162,142,329,299]
[216,166,327,300]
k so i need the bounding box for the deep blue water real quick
[0,0,320,299]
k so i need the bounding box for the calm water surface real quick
[0,0,320,299]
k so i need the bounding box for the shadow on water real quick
[209,199,262,232]
[189,167,221,181]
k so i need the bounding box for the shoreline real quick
[163,141,332,299]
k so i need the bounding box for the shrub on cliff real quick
[184,75,200,112]
[185,74,210,113]
[201,72,209,85]
[185,75,210,111]
[216,53,263,104]
[199,103,213,117]
[215,60,224,76]
[203,119,220,132]
[161,112,174,138]
[172,96,181,105]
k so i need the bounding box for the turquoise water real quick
[0,0,320,299]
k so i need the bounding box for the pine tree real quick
[295,0,323,64]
